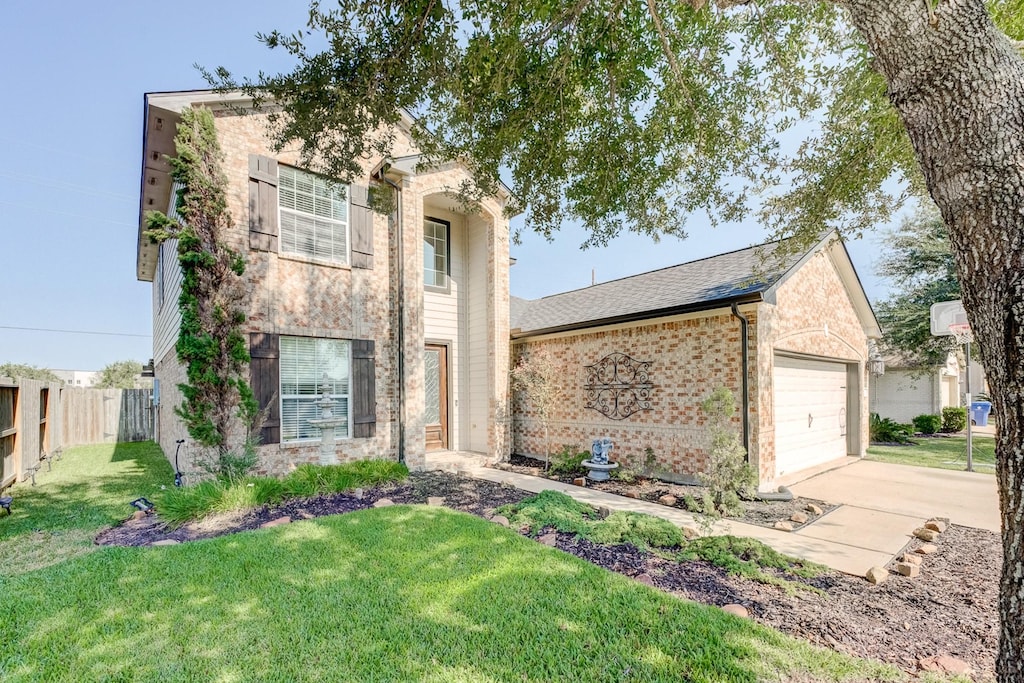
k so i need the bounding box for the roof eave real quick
[510,292,764,340]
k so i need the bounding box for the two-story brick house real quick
[137,91,513,473]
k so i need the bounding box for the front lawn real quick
[0,505,898,683]
[867,434,996,472]
[0,441,172,575]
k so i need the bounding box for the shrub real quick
[941,407,967,433]
[912,414,942,435]
[693,388,756,517]
[548,445,588,477]
[588,512,684,549]
[869,413,914,443]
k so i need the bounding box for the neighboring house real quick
[510,234,882,490]
[137,90,513,474]
[870,352,961,424]
[51,370,99,387]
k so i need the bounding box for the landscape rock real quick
[494,463,511,471]
[352,488,364,500]
[658,494,678,506]
[151,539,179,546]
[427,496,445,506]
[918,655,973,676]
[537,532,557,547]
[901,553,923,566]
[914,527,939,542]
[372,498,395,508]
[805,503,823,516]
[597,506,612,519]
[721,604,749,618]
[790,512,809,524]
[624,491,640,499]
[491,515,510,527]
[261,516,292,528]
[865,566,888,585]
[681,526,700,540]
[132,510,148,521]
[896,562,921,578]
[529,467,542,476]
[501,479,516,489]
[774,521,794,532]
[916,543,938,555]
[925,519,948,533]
[573,477,587,487]
[635,573,656,586]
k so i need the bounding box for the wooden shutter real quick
[350,185,374,269]
[250,332,280,445]
[249,155,279,252]
[351,339,376,438]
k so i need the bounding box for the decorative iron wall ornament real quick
[583,353,654,420]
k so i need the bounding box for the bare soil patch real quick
[95,471,997,678]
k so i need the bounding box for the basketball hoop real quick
[949,322,973,345]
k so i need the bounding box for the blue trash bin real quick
[970,401,992,427]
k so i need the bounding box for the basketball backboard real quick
[930,300,968,336]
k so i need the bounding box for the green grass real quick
[157,460,409,526]
[867,434,996,472]
[0,441,172,575]
[680,536,828,594]
[0,505,900,683]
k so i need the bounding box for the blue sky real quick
[0,1,894,371]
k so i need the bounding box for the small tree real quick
[145,106,261,480]
[510,348,561,471]
[95,360,143,389]
[696,387,756,518]
[0,363,60,383]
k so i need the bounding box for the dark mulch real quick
[499,454,836,530]
[95,471,998,679]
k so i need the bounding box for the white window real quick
[424,218,450,288]
[280,336,351,442]
[279,166,349,264]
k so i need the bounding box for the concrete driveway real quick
[789,459,1000,532]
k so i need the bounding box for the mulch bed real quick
[497,454,837,530]
[95,471,998,679]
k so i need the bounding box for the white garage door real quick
[774,355,850,478]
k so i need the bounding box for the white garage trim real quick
[774,354,851,479]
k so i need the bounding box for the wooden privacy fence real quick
[0,378,154,489]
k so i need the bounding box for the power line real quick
[0,200,136,228]
[0,170,135,202]
[0,325,150,339]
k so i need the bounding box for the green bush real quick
[912,414,942,435]
[941,406,967,433]
[869,413,914,443]
[159,459,409,525]
[589,512,684,549]
[548,444,588,477]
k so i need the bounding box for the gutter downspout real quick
[730,303,751,461]
[378,171,406,465]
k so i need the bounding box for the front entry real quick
[424,344,449,451]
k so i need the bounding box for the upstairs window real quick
[279,166,349,264]
[424,217,450,289]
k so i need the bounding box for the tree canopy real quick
[95,360,144,389]
[874,205,961,367]
[0,363,60,383]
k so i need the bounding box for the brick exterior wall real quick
[510,245,872,489]
[149,102,510,476]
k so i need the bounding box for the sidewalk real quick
[430,452,906,576]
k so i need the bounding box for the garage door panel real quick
[774,355,849,478]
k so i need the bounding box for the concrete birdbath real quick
[581,437,618,481]
[308,373,344,465]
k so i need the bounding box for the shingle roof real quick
[511,238,802,337]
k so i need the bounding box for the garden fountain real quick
[308,373,345,465]
[581,437,618,481]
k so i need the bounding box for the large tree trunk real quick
[843,0,1024,678]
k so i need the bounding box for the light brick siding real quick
[150,103,510,476]
[511,248,871,488]
[511,311,751,481]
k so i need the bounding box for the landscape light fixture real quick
[130,497,155,514]
[868,349,885,377]
[173,439,185,487]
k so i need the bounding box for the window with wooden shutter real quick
[350,185,374,269]
[351,339,376,438]
[248,156,279,252]
[250,333,281,445]
[279,336,351,442]
[279,166,349,264]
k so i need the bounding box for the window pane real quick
[280,336,351,442]
[279,166,348,264]
[425,350,441,424]
[424,219,448,287]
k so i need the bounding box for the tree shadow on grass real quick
[0,506,897,683]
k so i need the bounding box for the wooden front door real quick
[424,345,449,451]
